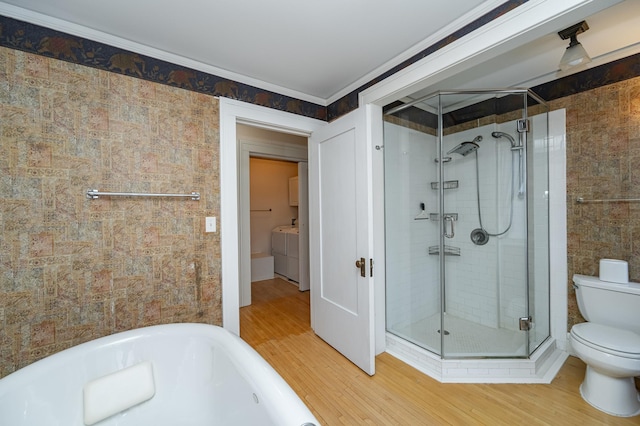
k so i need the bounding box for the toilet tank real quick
[573,274,640,333]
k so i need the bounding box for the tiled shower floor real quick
[392,313,525,357]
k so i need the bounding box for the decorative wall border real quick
[2,1,638,125]
[0,2,527,123]
[384,52,640,129]
[0,15,327,121]
[534,53,640,101]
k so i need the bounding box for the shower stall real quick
[383,89,550,366]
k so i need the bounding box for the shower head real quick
[447,135,482,157]
[491,131,516,147]
[447,142,479,156]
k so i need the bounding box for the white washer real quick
[286,229,299,282]
[271,226,300,284]
[271,227,288,276]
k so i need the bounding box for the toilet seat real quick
[571,323,640,359]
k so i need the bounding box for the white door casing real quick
[297,162,310,292]
[309,107,375,375]
[221,98,375,374]
[220,98,324,334]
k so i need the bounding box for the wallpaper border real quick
[0,14,327,120]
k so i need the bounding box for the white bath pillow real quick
[83,361,156,425]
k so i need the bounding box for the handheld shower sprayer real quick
[491,131,516,147]
[492,131,524,198]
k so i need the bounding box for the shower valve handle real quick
[443,215,455,239]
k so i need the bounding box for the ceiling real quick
[404,0,640,103]
[1,1,639,106]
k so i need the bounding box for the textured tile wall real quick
[550,76,640,328]
[0,47,221,377]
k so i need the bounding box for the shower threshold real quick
[385,328,567,384]
[392,313,523,357]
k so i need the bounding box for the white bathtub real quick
[0,323,319,426]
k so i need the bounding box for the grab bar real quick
[576,197,640,204]
[87,189,200,201]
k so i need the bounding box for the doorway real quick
[219,98,324,335]
[221,100,377,375]
[237,124,310,313]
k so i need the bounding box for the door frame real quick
[220,98,324,334]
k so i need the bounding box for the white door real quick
[309,107,375,375]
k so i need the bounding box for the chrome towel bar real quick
[576,197,640,204]
[86,189,200,201]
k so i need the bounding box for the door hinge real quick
[519,316,532,331]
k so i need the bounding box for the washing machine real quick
[271,226,288,277]
[271,226,299,283]
[285,228,299,282]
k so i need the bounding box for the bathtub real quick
[0,323,319,426]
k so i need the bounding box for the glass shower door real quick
[384,89,550,360]
[439,91,530,358]
[383,94,442,355]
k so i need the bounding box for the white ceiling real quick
[409,0,640,99]
[1,0,639,106]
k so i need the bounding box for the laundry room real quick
[237,125,310,304]
[249,157,298,279]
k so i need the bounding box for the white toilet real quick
[570,273,640,417]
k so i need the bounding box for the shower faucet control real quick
[443,215,456,239]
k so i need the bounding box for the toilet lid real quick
[571,323,640,357]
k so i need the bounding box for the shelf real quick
[430,180,459,190]
[428,245,461,256]
[429,213,458,221]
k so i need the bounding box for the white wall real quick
[249,158,298,255]
[238,124,308,146]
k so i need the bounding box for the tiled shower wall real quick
[386,76,640,333]
[383,123,439,331]
[549,76,640,328]
[384,120,533,335]
[0,47,221,377]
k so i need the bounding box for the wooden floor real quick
[240,278,640,425]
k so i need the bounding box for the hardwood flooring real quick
[240,278,640,425]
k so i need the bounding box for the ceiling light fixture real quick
[558,21,592,71]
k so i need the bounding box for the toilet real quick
[570,273,640,417]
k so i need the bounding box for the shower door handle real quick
[443,215,455,239]
[355,257,366,277]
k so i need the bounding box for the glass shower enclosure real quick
[384,89,550,359]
